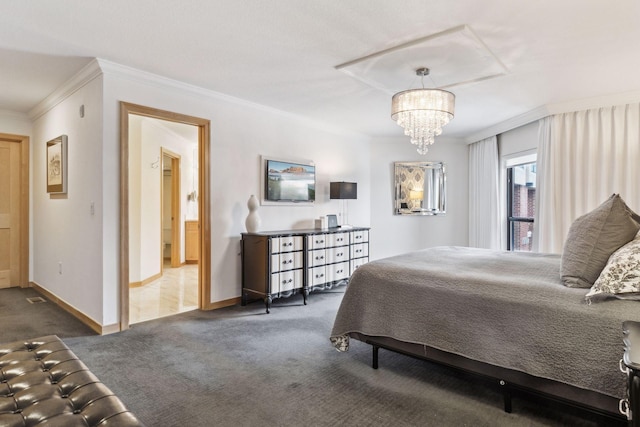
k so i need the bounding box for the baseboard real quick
[129,271,162,288]
[185,260,198,265]
[203,296,241,311]
[29,281,120,335]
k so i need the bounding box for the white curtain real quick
[535,103,640,253]
[468,136,502,249]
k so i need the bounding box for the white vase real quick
[245,194,261,233]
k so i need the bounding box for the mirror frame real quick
[394,161,446,216]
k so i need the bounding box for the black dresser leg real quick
[499,380,512,413]
[372,345,379,369]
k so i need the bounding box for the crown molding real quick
[28,59,103,120]
[464,105,549,144]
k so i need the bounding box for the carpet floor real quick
[0,287,624,426]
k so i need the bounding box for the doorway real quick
[0,133,29,289]
[162,149,181,270]
[120,102,211,331]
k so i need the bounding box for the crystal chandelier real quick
[391,68,455,155]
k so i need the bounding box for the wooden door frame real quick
[161,148,181,269]
[120,102,211,331]
[0,133,29,288]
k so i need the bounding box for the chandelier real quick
[391,68,455,155]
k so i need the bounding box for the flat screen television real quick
[263,157,315,203]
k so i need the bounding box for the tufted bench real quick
[0,335,143,426]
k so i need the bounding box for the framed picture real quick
[46,135,67,194]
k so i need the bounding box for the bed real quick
[330,246,640,421]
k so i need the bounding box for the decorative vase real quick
[245,194,261,233]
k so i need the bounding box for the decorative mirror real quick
[394,161,446,215]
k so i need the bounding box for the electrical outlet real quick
[58,262,62,275]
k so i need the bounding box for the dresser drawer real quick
[326,246,349,264]
[271,236,303,254]
[351,230,369,243]
[327,232,349,247]
[327,261,349,282]
[271,251,303,273]
[307,249,327,267]
[307,234,328,250]
[308,266,327,287]
[271,269,303,294]
[350,243,369,259]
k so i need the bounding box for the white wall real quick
[0,110,32,136]
[97,63,370,324]
[369,136,469,260]
[31,75,105,324]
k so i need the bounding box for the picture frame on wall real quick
[46,135,67,194]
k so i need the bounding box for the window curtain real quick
[468,136,502,249]
[535,103,640,254]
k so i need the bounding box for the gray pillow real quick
[561,194,640,288]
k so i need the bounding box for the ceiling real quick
[2,1,640,141]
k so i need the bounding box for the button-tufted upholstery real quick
[0,335,143,426]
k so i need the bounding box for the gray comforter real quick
[330,246,640,398]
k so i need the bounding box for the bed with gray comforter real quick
[330,246,640,417]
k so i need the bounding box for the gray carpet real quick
[0,287,95,341]
[0,287,623,426]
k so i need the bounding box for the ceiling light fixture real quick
[391,68,455,155]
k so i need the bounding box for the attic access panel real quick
[335,25,507,94]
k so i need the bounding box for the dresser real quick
[241,227,370,313]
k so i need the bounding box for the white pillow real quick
[586,234,640,302]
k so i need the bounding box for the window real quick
[507,160,536,251]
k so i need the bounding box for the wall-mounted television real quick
[262,156,315,204]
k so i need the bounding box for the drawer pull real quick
[337,252,343,257]
[283,259,293,264]
[315,239,324,244]
[315,273,324,278]
[315,256,324,260]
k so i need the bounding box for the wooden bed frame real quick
[350,332,627,424]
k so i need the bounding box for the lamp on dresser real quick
[330,181,357,228]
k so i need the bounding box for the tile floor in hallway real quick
[129,263,198,324]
